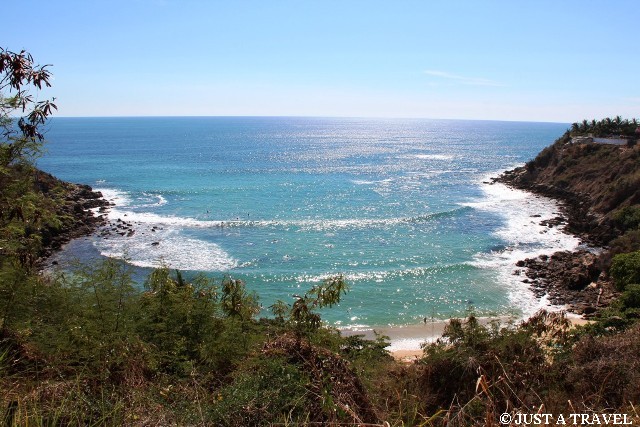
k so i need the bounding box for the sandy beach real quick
[341,312,591,362]
[341,316,516,361]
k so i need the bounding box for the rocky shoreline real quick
[495,172,618,318]
[34,170,112,265]
[497,169,613,246]
[515,250,617,317]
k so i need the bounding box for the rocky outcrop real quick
[33,170,111,262]
[515,250,618,317]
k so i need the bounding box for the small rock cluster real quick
[100,218,136,237]
[99,218,164,247]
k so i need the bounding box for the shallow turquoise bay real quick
[39,117,577,327]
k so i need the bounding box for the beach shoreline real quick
[340,311,591,361]
[344,172,603,359]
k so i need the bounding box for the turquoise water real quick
[38,117,578,327]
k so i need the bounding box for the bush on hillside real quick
[613,205,640,232]
[417,312,569,416]
[610,250,640,291]
[620,284,640,309]
[568,323,640,408]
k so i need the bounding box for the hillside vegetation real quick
[499,126,640,245]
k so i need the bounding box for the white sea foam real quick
[97,188,167,208]
[97,188,132,206]
[103,203,459,232]
[108,209,223,228]
[96,229,237,271]
[465,174,582,317]
[351,178,394,185]
[413,154,454,161]
[140,193,167,207]
[93,188,236,271]
[107,210,409,231]
[293,265,461,284]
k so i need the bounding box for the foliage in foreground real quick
[1,47,57,168]
[0,260,389,425]
[2,258,640,426]
[610,250,640,291]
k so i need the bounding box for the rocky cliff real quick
[497,131,640,316]
[498,132,640,246]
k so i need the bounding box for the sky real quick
[3,0,639,122]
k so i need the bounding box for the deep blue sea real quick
[38,117,581,328]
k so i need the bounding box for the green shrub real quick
[208,356,310,426]
[136,267,225,375]
[613,205,640,232]
[620,284,640,309]
[417,312,562,414]
[610,250,640,291]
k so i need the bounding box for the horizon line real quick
[50,115,571,125]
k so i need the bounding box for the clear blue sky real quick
[4,0,639,122]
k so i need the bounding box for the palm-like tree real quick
[580,119,589,133]
[571,122,580,134]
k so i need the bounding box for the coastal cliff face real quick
[498,132,640,315]
[498,132,640,245]
[0,165,109,267]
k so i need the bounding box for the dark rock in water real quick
[540,216,566,228]
[516,260,526,267]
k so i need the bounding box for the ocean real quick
[38,117,581,328]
